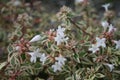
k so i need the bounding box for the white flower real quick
[49,29,55,32]
[51,62,62,72]
[96,37,106,48]
[13,0,21,6]
[15,46,20,51]
[8,0,22,7]
[56,26,66,37]
[89,37,106,53]
[29,35,41,43]
[54,26,69,45]
[105,63,114,72]
[54,35,69,45]
[102,3,110,12]
[75,0,84,4]
[114,40,120,49]
[40,53,48,65]
[89,44,99,53]
[55,55,66,66]
[28,49,41,63]
[108,24,116,33]
[101,21,109,31]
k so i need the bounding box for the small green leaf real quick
[65,77,72,80]
[21,54,26,61]
[73,53,80,63]
[0,62,7,70]
[7,44,14,54]
[79,51,86,57]
[16,30,22,36]
[95,73,105,78]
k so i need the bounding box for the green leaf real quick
[79,51,86,57]
[73,53,80,63]
[90,75,96,80]
[107,47,112,54]
[0,62,7,70]
[16,30,22,36]
[82,58,93,65]
[95,73,105,78]
[113,70,120,74]
[21,54,26,61]
[65,77,72,80]
[7,44,14,54]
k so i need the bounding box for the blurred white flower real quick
[13,0,21,6]
[28,49,41,63]
[114,40,120,49]
[96,37,106,48]
[75,0,84,4]
[55,55,66,66]
[101,21,109,31]
[9,0,22,7]
[54,26,69,45]
[54,35,62,45]
[105,63,114,72]
[51,62,62,72]
[89,44,99,53]
[108,24,116,33]
[57,26,66,37]
[29,35,41,43]
[54,35,69,45]
[102,3,110,12]
[40,53,48,65]
[49,29,55,33]
[15,46,20,51]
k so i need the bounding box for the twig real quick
[68,18,92,37]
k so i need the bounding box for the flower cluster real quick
[52,55,66,72]
[28,48,48,64]
[54,26,69,45]
[101,21,120,49]
[15,38,30,53]
[56,6,72,21]
[2,1,120,80]
[89,19,119,54]
[101,21,116,33]
[89,37,106,53]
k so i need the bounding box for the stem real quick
[68,18,92,37]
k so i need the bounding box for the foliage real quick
[0,0,120,80]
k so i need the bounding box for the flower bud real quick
[29,35,41,42]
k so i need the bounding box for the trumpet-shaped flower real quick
[29,35,41,43]
[89,44,99,53]
[102,3,110,12]
[55,55,66,66]
[96,37,106,48]
[51,62,62,72]
[28,49,41,63]
[40,53,48,65]
[105,63,114,72]
[101,21,109,31]
[114,40,120,49]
